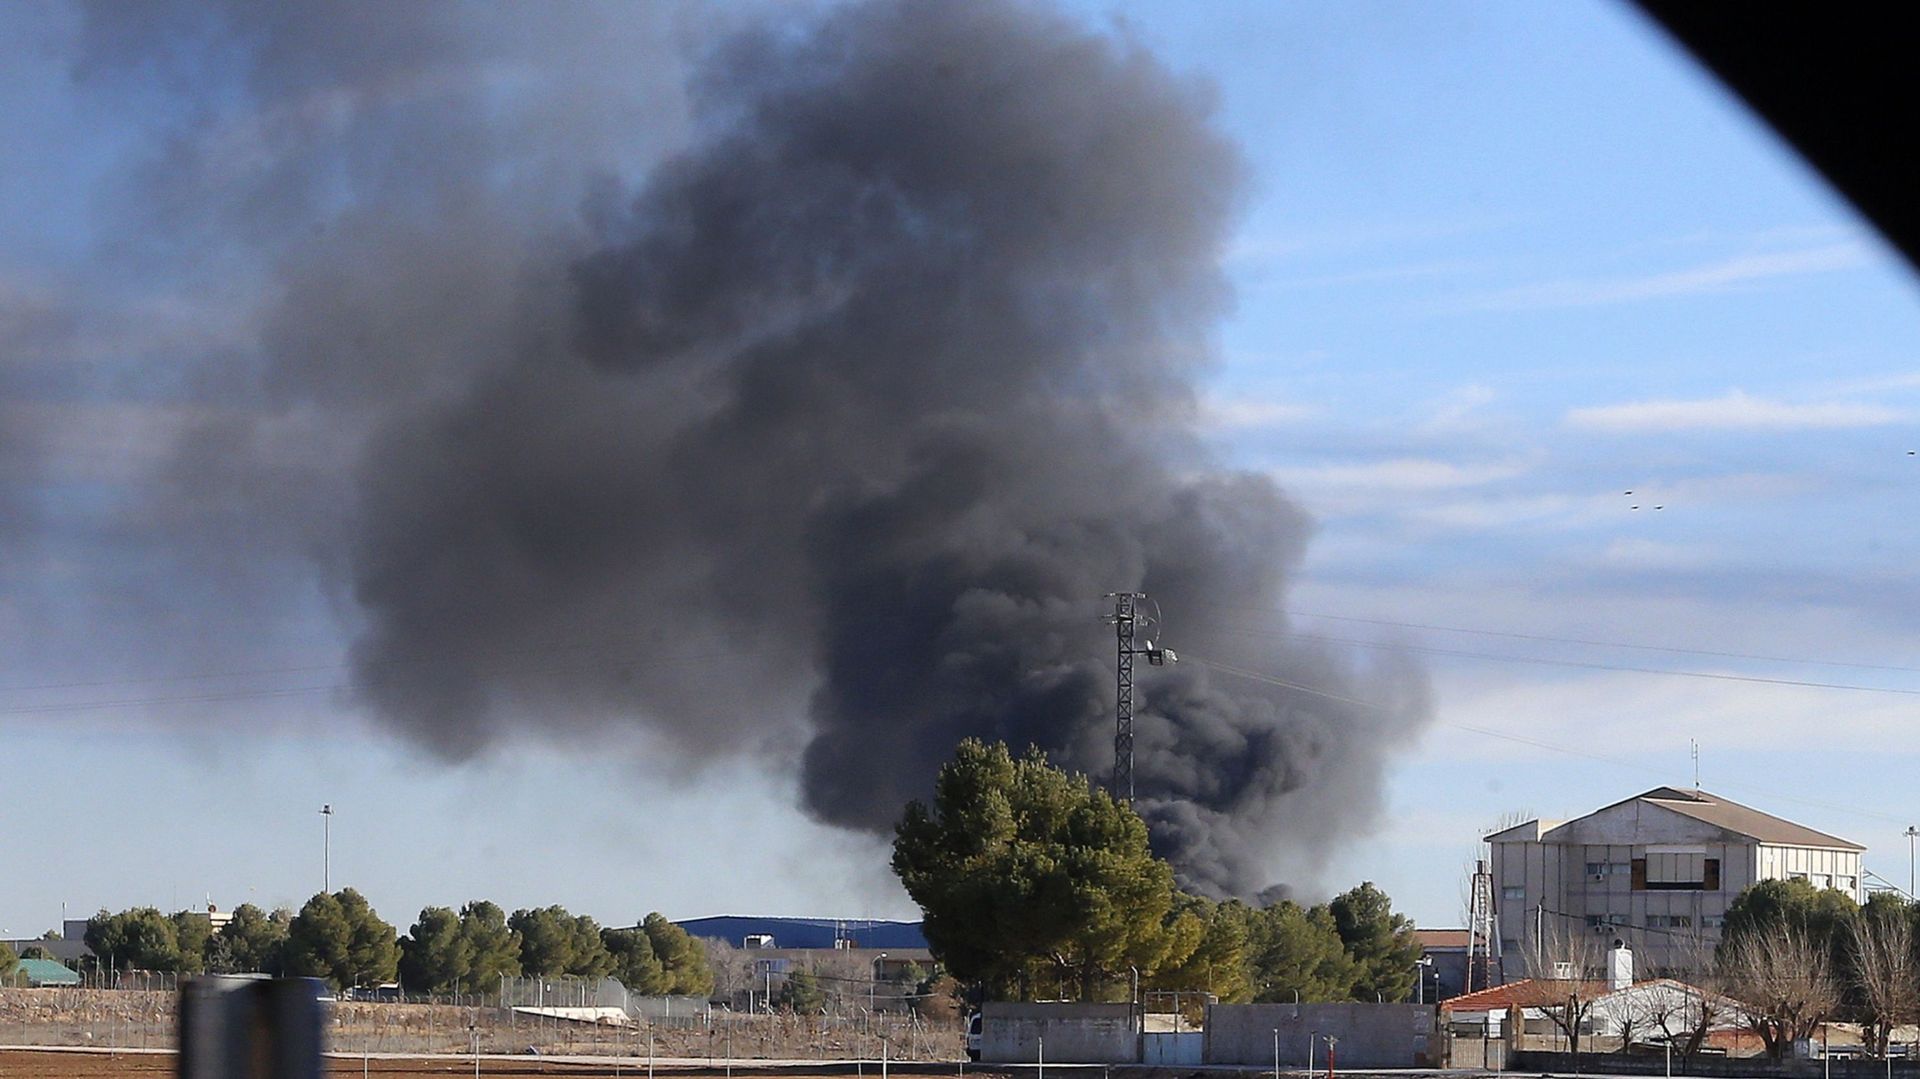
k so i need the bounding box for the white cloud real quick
[1274,456,1527,493]
[1566,389,1907,432]
[1419,384,1498,433]
[1200,396,1318,431]
[1226,213,1526,270]
[1596,537,1717,570]
[1402,492,1586,531]
[1452,242,1871,311]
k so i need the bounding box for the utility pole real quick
[1905,826,1918,898]
[321,804,333,893]
[1102,592,1175,803]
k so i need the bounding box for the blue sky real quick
[4,0,1920,940]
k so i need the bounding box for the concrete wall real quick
[1204,1003,1433,1069]
[1513,1051,1920,1078]
[979,1002,1137,1064]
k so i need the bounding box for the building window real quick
[1837,876,1857,894]
[1701,915,1726,929]
[1645,915,1694,929]
[1502,885,1526,901]
[1585,914,1605,928]
[1811,874,1831,890]
[1637,852,1718,891]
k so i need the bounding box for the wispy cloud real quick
[1200,396,1318,431]
[1247,257,1489,293]
[1596,537,1718,571]
[1450,242,1871,312]
[1566,389,1907,432]
[1418,384,1498,434]
[1274,456,1528,492]
[1226,213,1527,269]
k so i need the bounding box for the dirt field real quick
[0,1051,1004,1078]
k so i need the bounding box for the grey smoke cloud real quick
[66,0,1429,897]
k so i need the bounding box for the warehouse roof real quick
[1616,787,1862,851]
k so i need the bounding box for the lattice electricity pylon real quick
[1467,858,1497,993]
[1102,592,1175,804]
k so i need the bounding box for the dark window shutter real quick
[1630,858,1647,891]
[1704,858,1720,890]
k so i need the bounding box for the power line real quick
[1187,653,1913,829]
[1210,622,1920,699]
[1259,605,1920,677]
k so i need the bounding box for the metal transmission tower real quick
[1103,592,1176,803]
[1466,858,1497,994]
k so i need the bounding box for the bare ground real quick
[0,1050,1009,1078]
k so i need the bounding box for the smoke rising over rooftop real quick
[59,0,1429,898]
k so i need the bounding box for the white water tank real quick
[1607,939,1634,990]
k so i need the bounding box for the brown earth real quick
[0,1052,1006,1078]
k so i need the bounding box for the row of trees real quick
[1522,878,1920,1062]
[1721,880,1920,1059]
[80,893,711,994]
[892,740,1422,1003]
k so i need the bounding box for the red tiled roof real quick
[1416,929,1471,949]
[1440,978,1611,1013]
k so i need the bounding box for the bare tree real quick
[807,950,874,1015]
[703,940,756,1006]
[1522,918,1605,1056]
[1849,908,1919,1060]
[1635,937,1734,1068]
[1721,922,1841,1060]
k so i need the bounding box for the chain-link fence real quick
[1,984,965,1061]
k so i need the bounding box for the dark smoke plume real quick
[79,0,1430,897]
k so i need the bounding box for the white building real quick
[1487,786,1864,980]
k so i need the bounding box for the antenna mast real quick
[1103,592,1176,804]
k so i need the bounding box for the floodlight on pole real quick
[1905,826,1919,899]
[1103,592,1176,803]
[321,804,333,893]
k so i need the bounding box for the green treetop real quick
[892,739,1190,1000]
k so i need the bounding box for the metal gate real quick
[1142,1031,1204,1066]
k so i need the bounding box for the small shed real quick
[16,958,81,987]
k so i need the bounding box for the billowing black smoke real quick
[74,0,1430,897]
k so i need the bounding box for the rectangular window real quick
[1586,862,1605,876]
[1837,876,1857,894]
[1645,850,1710,890]
[1811,874,1831,890]
[1631,858,1647,891]
[1503,885,1526,901]
[1704,858,1720,890]
[1585,914,1605,928]
[1702,914,1726,929]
